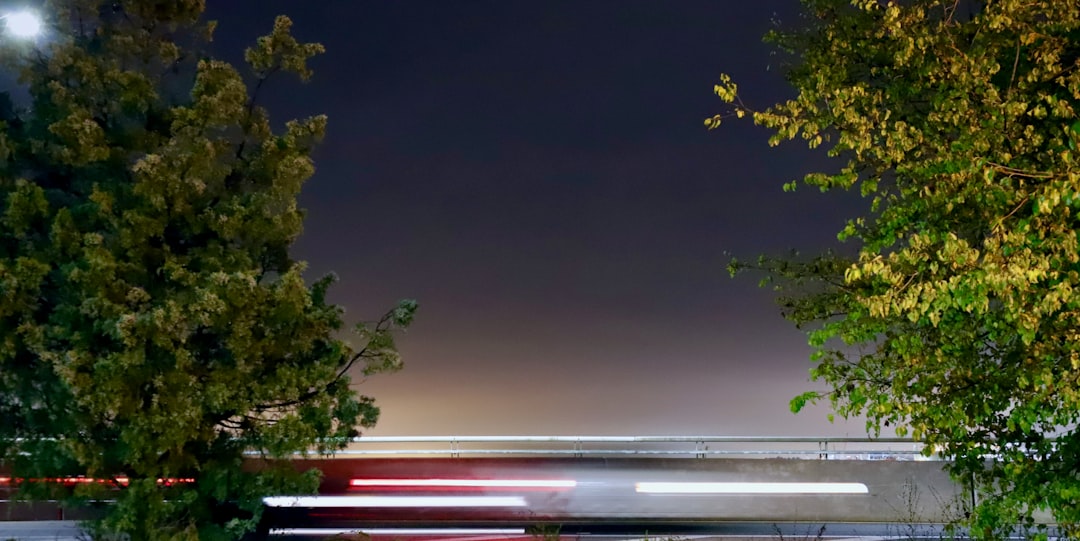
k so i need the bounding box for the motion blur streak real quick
[0,476,193,486]
[262,495,528,508]
[257,457,961,527]
[268,528,526,536]
[348,478,577,489]
[635,481,869,494]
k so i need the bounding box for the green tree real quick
[0,1,415,539]
[713,0,1080,537]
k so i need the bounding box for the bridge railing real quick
[320,435,937,460]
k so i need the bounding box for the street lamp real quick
[1,10,42,39]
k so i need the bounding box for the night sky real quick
[204,1,870,437]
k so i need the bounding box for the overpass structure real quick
[261,436,971,539]
[3,436,976,540]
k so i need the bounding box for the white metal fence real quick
[316,435,936,460]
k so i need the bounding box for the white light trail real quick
[261,495,528,508]
[269,527,527,536]
[635,481,869,494]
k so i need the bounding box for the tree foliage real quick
[714,0,1080,537]
[0,1,415,539]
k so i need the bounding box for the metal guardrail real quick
[309,435,937,460]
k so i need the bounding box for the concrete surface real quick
[0,520,83,540]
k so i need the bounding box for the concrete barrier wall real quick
[0,500,102,521]
[553,458,967,523]
[289,457,969,524]
[4,458,969,525]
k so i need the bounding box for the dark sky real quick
[204,1,870,437]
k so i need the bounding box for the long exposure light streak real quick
[635,481,869,494]
[269,528,527,536]
[348,478,577,489]
[262,495,528,508]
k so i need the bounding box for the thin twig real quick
[1006,38,1021,99]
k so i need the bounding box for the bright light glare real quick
[635,481,869,494]
[269,528,527,536]
[3,11,41,39]
[262,495,528,508]
[349,478,577,489]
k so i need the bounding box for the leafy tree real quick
[0,1,415,539]
[713,0,1080,537]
